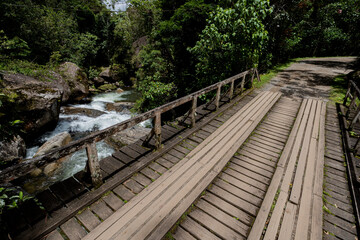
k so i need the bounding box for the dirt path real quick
[260,57,357,99]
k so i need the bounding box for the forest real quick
[0,0,359,137]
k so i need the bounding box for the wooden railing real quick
[343,80,360,130]
[343,80,360,151]
[0,68,259,186]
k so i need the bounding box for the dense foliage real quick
[0,0,359,111]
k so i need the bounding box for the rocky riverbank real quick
[0,62,138,168]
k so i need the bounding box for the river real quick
[23,89,150,193]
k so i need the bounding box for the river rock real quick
[0,73,63,138]
[59,62,89,102]
[105,102,134,112]
[34,132,72,157]
[43,162,59,176]
[116,88,124,94]
[106,126,151,148]
[61,107,106,118]
[98,84,117,92]
[0,135,26,163]
[93,76,105,87]
[99,67,112,82]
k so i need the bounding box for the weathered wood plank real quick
[60,218,86,240]
[76,208,101,231]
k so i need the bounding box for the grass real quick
[329,74,348,103]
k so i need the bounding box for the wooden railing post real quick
[343,82,352,106]
[255,68,260,82]
[241,75,246,93]
[190,96,197,128]
[154,111,162,149]
[215,85,221,110]
[346,91,357,119]
[229,79,234,100]
[86,142,103,188]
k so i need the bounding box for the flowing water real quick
[24,89,150,193]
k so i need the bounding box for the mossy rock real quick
[98,84,117,92]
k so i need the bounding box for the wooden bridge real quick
[1,58,359,240]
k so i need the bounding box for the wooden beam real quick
[154,111,162,150]
[86,142,103,188]
[190,96,197,128]
[229,80,234,100]
[241,75,246,93]
[215,85,221,110]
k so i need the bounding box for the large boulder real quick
[61,106,106,118]
[99,67,112,82]
[106,126,151,148]
[0,73,63,138]
[0,135,26,163]
[33,132,72,177]
[59,62,89,102]
[34,132,72,157]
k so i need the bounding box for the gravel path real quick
[261,57,357,99]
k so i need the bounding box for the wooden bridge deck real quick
[14,91,359,240]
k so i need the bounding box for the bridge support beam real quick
[190,96,197,128]
[86,142,103,188]
[154,111,162,150]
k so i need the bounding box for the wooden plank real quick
[112,151,133,164]
[263,191,288,239]
[36,190,63,212]
[294,102,322,240]
[103,192,124,211]
[239,149,277,168]
[140,167,160,180]
[149,162,168,174]
[113,185,135,201]
[234,155,275,173]
[204,192,253,225]
[181,217,221,240]
[99,156,124,175]
[251,134,285,149]
[189,209,243,239]
[132,173,152,187]
[278,202,297,240]
[224,168,267,191]
[196,200,248,237]
[210,182,259,216]
[173,227,196,240]
[248,99,309,240]
[228,162,270,184]
[244,143,279,158]
[44,230,64,240]
[90,200,113,221]
[50,182,75,203]
[155,157,173,169]
[62,177,86,196]
[127,143,148,155]
[310,195,324,240]
[247,139,281,154]
[120,146,140,159]
[76,208,101,231]
[123,178,144,194]
[214,179,262,206]
[323,220,356,240]
[231,157,273,179]
[289,100,318,204]
[60,218,86,240]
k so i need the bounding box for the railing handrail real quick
[0,68,255,183]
